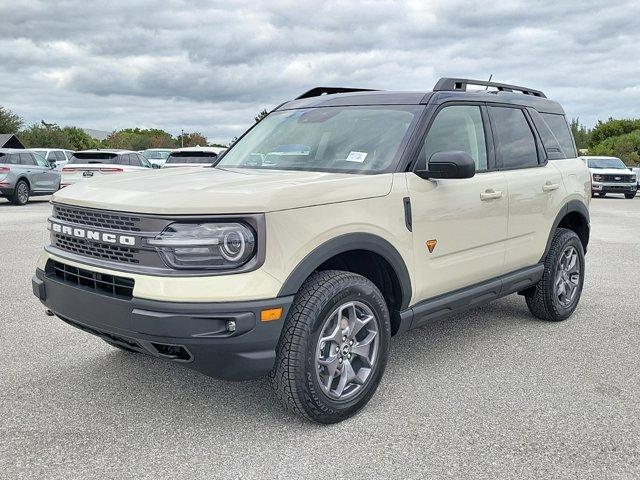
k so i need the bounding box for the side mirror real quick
[416,151,476,180]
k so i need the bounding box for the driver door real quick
[407,104,508,303]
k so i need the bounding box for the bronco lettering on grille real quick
[50,221,136,246]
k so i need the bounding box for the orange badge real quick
[426,239,437,253]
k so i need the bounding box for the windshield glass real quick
[144,150,171,160]
[588,157,626,169]
[166,152,218,164]
[217,106,421,173]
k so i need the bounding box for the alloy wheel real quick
[554,246,580,308]
[315,301,380,400]
[17,182,28,204]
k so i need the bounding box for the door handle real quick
[542,182,560,192]
[480,189,503,201]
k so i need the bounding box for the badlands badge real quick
[426,239,437,253]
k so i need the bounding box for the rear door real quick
[31,152,59,191]
[407,103,508,301]
[489,106,565,272]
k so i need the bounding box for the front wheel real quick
[270,270,390,424]
[625,192,636,199]
[525,228,585,321]
[9,180,30,205]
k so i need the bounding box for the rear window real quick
[166,152,218,164]
[490,107,539,169]
[69,152,119,164]
[541,113,576,158]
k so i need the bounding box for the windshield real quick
[144,150,171,160]
[588,157,626,169]
[217,106,421,173]
[166,152,218,164]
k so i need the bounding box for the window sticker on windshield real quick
[345,151,368,163]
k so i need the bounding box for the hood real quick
[588,167,635,176]
[52,167,394,214]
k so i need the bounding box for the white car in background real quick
[30,148,75,170]
[582,156,637,199]
[162,146,225,169]
[61,149,157,186]
[141,148,173,167]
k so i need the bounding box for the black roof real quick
[278,78,565,115]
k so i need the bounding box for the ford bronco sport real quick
[33,78,590,423]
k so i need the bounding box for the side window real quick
[490,107,539,169]
[117,155,130,166]
[33,153,49,167]
[54,151,66,162]
[19,153,36,166]
[130,154,142,167]
[7,154,20,165]
[420,105,488,171]
[541,113,577,158]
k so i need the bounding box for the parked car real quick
[61,149,157,187]
[30,148,75,170]
[632,166,640,191]
[33,78,590,423]
[582,156,637,199]
[140,148,173,167]
[0,148,61,205]
[162,146,225,168]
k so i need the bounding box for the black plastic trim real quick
[403,197,412,232]
[403,264,544,330]
[540,200,590,261]
[278,233,412,310]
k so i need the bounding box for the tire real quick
[103,339,139,353]
[269,270,391,424]
[525,228,585,322]
[597,193,606,197]
[9,180,30,205]
[625,193,636,199]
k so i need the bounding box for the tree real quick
[63,127,100,150]
[569,118,592,150]
[590,130,640,165]
[0,106,23,134]
[19,121,74,149]
[176,131,207,148]
[589,118,640,148]
[254,109,269,123]
[104,128,176,150]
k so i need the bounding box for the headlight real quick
[148,222,256,270]
[592,174,603,182]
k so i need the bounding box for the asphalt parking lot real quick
[1,195,639,479]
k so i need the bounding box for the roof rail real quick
[295,87,379,100]
[433,77,546,98]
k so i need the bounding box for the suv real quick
[162,146,225,168]
[60,149,157,186]
[30,149,75,170]
[0,149,61,205]
[32,78,590,423]
[140,148,173,167]
[582,156,637,199]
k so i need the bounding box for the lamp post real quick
[181,129,184,148]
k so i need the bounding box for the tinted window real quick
[541,113,576,158]
[54,151,66,161]
[69,153,118,164]
[32,152,49,167]
[4,154,20,165]
[129,154,142,166]
[166,152,218,164]
[116,154,131,166]
[490,107,539,169]
[420,105,487,171]
[587,157,626,169]
[20,153,36,166]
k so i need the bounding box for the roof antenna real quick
[485,74,493,90]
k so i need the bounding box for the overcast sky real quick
[1,0,639,143]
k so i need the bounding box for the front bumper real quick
[592,182,637,194]
[32,268,293,380]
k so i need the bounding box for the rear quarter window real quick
[541,113,577,159]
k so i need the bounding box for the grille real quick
[53,205,142,232]
[48,260,134,298]
[53,233,140,264]
[600,174,634,183]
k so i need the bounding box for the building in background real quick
[0,134,25,149]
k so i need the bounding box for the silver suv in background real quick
[30,149,75,170]
[0,149,61,205]
[582,156,637,199]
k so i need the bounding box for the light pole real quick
[181,129,184,148]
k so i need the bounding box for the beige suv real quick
[32,78,590,423]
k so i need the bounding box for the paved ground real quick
[1,194,639,479]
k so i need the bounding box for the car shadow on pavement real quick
[45,295,543,428]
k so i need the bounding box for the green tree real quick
[0,106,23,134]
[589,118,640,148]
[569,118,592,150]
[19,121,74,149]
[590,129,640,165]
[63,127,100,150]
[176,131,208,148]
[104,128,176,150]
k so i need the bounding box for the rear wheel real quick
[9,180,29,205]
[525,228,585,321]
[270,270,390,424]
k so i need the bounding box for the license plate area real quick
[83,171,94,177]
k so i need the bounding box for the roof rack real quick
[433,77,546,98]
[295,87,379,100]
